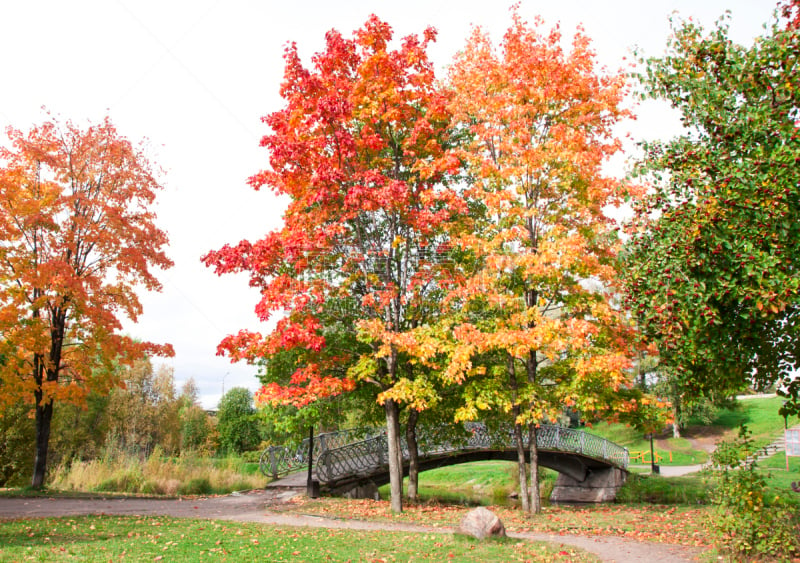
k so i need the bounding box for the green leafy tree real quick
[0,403,34,486]
[253,298,384,443]
[217,387,260,455]
[624,7,800,415]
[49,390,109,466]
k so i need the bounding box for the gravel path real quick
[0,490,707,562]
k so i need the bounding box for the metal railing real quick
[259,428,380,479]
[260,423,628,482]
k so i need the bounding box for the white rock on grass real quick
[458,507,506,540]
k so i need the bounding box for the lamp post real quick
[649,432,659,474]
[307,426,319,498]
[784,401,790,471]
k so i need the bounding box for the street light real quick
[649,432,659,474]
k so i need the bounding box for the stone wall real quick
[550,466,627,503]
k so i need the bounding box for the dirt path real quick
[0,490,707,562]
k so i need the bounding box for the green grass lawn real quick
[709,396,800,450]
[760,451,800,472]
[279,496,714,547]
[0,515,597,562]
[399,461,518,505]
[589,395,798,466]
[585,423,706,465]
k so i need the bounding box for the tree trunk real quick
[31,310,65,489]
[507,354,529,512]
[384,398,403,513]
[406,408,419,501]
[672,395,681,438]
[525,343,541,514]
[528,424,542,514]
[513,415,530,513]
[31,396,54,489]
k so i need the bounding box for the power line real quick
[113,0,258,139]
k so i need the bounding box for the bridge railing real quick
[314,423,629,483]
[259,428,380,479]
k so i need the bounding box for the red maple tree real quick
[203,16,464,512]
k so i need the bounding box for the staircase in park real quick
[743,427,798,467]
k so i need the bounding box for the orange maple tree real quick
[203,16,464,513]
[0,118,173,487]
[441,12,643,513]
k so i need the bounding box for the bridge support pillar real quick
[329,480,381,501]
[550,467,627,503]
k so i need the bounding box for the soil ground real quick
[656,425,729,455]
[0,489,707,562]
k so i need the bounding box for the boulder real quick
[458,507,506,540]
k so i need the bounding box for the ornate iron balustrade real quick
[261,423,628,482]
[259,428,380,479]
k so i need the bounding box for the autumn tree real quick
[0,118,173,487]
[105,360,184,457]
[204,16,464,512]
[172,378,214,453]
[443,13,639,513]
[254,296,384,432]
[781,0,799,29]
[623,6,800,418]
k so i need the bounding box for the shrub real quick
[95,469,143,493]
[708,425,800,561]
[179,477,212,496]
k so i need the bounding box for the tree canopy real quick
[0,117,173,487]
[623,6,800,415]
[203,16,464,512]
[439,11,641,513]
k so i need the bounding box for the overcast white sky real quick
[0,0,776,408]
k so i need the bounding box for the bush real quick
[0,403,35,487]
[708,426,800,561]
[179,477,212,496]
[95,469,143,493]
[241,449,264,464]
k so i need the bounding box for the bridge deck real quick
[261,423,628,488]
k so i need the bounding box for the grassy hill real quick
[587,395,799,466]
[397,395,800,506]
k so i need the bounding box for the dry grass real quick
[49,447,266,496]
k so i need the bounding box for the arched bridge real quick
[261,424,629,503]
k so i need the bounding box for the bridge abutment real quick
[329,480,381,500]
[549,466,628,503]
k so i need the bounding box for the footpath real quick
[0,488,706,562]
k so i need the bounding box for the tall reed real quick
[49,447,266,495]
